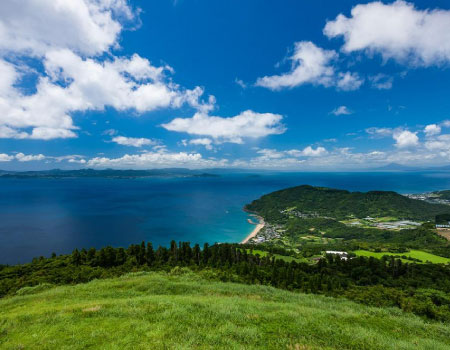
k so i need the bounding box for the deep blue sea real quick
[2,171,450,264]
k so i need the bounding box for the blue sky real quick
[1,0,450,170]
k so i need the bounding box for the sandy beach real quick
[241,216,265,244]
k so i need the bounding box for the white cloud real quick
[0,0,135,56]
[366,127,394,138]
[235,78,247,89]
[0,125,29,139]
[103,129,118,136]
[324,1,450,66]
[0,1,214,140]
[255,41,362,91]
[29,127,77,140]
[0,50,212,140]
[256,41,335,90]
[393,130,419,148]
[336,72,364,91]
[331,105,353,116]
[87,149,228,169]
[301,146,328,157]
[256,148,286,159]
[183,138,213,150]
[425,134,450,153]
[111,136,156,147]
[15,152,46,162]
[369,74,394,90]
[255,146,327,159]
[0,153,14,162]
[424,124,441,137]
[162,110,285,144]
[69,158,87,164]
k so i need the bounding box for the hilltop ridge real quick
[1,271,449,350]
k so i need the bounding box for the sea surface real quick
[1,171,450,264]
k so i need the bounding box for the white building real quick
[325,251,348,260]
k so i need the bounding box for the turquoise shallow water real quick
[1,171,450,264]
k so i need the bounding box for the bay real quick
[1,171,450,264]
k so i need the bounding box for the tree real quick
[71,249,81,266]
[146,242,155,266]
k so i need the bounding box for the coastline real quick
[241,216,265,244]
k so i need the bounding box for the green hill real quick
[1,271,449,350]
[245,185,450,221]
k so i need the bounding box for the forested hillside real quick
[245,185,450,221]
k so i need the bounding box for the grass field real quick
[1,271,450,349]
[353,249,450,264]
[246,249,307,263]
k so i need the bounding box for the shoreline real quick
[241,216,265,244]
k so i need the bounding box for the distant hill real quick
[373,163,450,172]
[245,185,450,221]
[1,271,448,350]
[0,168,220,179]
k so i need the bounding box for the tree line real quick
[1,241,450,321]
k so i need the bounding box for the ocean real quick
[1,171,450,264]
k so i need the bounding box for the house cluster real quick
[325,251,348,260]
[249,223,284,243]
[405,193,450,205]
[280,209,320,219]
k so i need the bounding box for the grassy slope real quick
[354,250,450,264]
[1,272,449,350]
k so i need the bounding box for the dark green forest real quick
[1,241,450,322]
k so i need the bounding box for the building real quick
[436,224,450,229]
[325,251,348,260]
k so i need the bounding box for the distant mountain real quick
[0,168,220,179]
[373,163,450,172]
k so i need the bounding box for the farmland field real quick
[353,249,450,264]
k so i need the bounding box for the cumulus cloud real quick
[111,136,156,147]
[301,146,328,157]
[0,0,214,140]
[330,106,353,116]
[255,41,362,91]
[0,153,14,162]
[162,110,285,144]
[0,0,135,56]
[15,152,46,162]
[393,130,419,148]
[87,149,228,169]
[255,146,327,159]
[424,124,441,137]
[324,1,450,66]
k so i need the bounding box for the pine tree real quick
[71,249,81,266]
[138,241,146,265]
[146,242,155,266]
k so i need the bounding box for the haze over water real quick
[2,171,450,264]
